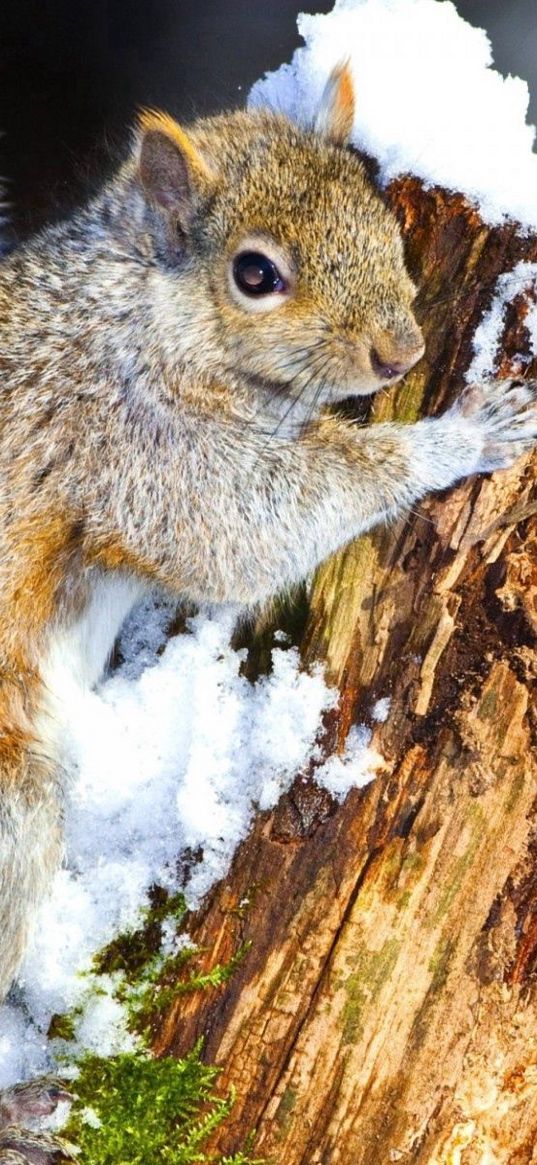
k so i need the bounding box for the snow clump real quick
[466,261,537,383]
[249,0,537,231]
[0,601,380,1087]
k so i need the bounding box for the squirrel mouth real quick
[240,370,292,397]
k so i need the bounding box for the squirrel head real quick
[133,63,423,412]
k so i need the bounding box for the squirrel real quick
[0,61,536,1162]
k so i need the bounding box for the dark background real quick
[0,0,535,237]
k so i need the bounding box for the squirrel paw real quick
[0,1081,75,1165]
[0,1128,77,1165]
[452,377,537,472]
[0,1081,73,1130]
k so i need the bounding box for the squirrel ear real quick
[137,110,215,227]
[314,60,355,146]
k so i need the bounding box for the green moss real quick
[274,1086,297,1133]
[505,768,526,814]
[123,942,252,1036]
[427,937,454,994]
[95,891,189,980]
[232,584,310,682]
[477,689,498,721]
[409,938,455,1050]
[64,1043,263,1165]
[48,1010,79,1041]
[87,887,251,1037]
[51,889,262,1163]
[341,937,400,1044]
[401,850,425,875]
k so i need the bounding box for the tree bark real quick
[154,179,537,1164]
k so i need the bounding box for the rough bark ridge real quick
[154,179,537,1164]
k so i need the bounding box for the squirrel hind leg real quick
[0,1081,75,1165]
[0,1126,76,1165]
[0,1082,74,1130]
[0,1080,75,1165]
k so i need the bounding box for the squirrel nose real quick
[370,350,408,381]
[370,334,425,381]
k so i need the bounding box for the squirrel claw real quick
[452,377,537,472]
[0,1128,77,1165]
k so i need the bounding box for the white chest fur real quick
[39,572,146,755]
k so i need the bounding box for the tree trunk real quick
[154,179,537,1164]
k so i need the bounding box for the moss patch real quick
[94,890,188,981]
[427,937,454,994]
[85,888,251,1040]
[430,807,484,928]
[122,941,251,1037]
[64,1043,262,1165]
[274,1086,297,1135]
[231,583,310,682]
[50,888,261,1163]
[341,936,401,1044]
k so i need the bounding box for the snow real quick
[372,697,391,724]
[73,982,138,1059]
[80,1108,103,1131]
[0,601,380,1087]
[315,725,381,799]
[466,261,537,383]
[249,0,537,231]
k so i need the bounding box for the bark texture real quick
[154,179,537,1164]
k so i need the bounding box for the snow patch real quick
[73,980,138,1059]
[372,697,391,724]
[249,0,537,230]
[80,1108,103,1131]
[0,601,379,1087]
[466,262,537,383]
[315,725,380,800]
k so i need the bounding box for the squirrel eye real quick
[233,251,286,296]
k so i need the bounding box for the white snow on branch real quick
[249,0,537,231]
[466,261,537,383]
